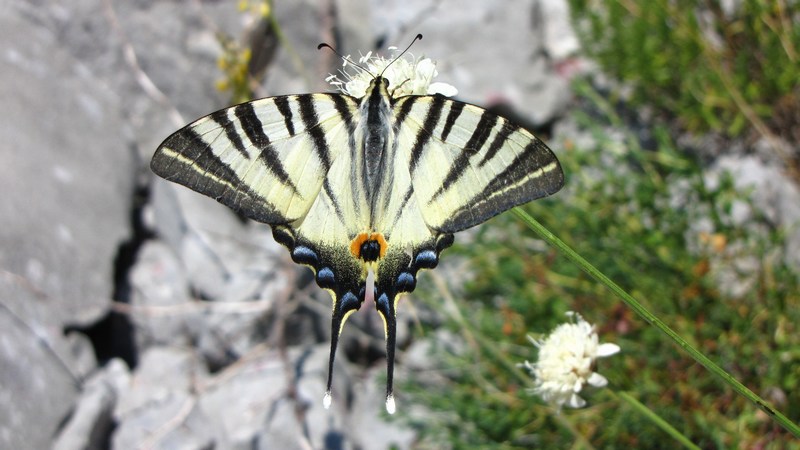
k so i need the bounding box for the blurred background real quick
[1,0,798,448]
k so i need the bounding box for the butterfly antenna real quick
[317,42,373,76]
[379,33,423,78]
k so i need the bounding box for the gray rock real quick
[0,275,80,450]
[53,359,130,450]
[115,346,207,418]
[0,2,135,448]
[366,0,579,125]
[113,391,216,450]
[111,347,216,449]
[0,1,133,327]
[197,347,298,449]
[143,188,290,361]
[264,0,340,94]
[197,344,415,450]
[63,331,101,382]
[701,154,800,296]
[128,240,194,349]
[346,365,417,450]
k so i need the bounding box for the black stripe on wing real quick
[428,110,499,203]
[210,109,249,159]
[328,93,362,218]
[436,138,564,233]
[440,101,464,141]
[408,95,446,174]
[151,127,283,224]
[234,102,301,196]
[298,95,332,172]
[323,179,347,227]
[385,185,415,237]
[272,96,296,136]
[478,122,518,167]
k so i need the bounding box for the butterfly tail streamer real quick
[323,318,338,409]
[366,268,397,414]
[374,291,397,414]
[324,289,363,409]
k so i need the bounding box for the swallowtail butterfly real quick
[151,35,564,413]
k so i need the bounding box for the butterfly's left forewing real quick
[151,93,360,227]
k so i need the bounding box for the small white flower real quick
[326,48,458,98]
[521,312,620,409]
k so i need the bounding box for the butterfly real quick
[151,35,564,413]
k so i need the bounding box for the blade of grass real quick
[616,391,701,450]
[512,207,800,437]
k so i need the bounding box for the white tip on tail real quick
[323,391,332,409]
[385,394,396,415]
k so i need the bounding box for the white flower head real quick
[326,47,458,98]
[521,311,620,409]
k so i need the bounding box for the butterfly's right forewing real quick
[391,95,564,234]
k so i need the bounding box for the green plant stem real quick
[616,391,701,450]
[512,207,800,438]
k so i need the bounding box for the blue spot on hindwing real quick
[316,267,335,288]
[376,293,390,315]
[292,246,318,266]
[396,272,416,292]
[340,292,361,313]
[414,249,438,269]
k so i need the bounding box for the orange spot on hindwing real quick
[350,232,388,262]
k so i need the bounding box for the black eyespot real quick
[360,240,382,262]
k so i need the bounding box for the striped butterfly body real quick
[152,52,564,413]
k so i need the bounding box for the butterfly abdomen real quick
[360,78,396,215]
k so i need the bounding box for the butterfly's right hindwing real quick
[151,93,359,226]
[389,95,564,234]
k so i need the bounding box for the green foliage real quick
[216,35,255,104]
[398,93,799,447]
[567,0,800,141]
[216,0,276,104]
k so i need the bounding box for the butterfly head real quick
[364,75,392,99]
